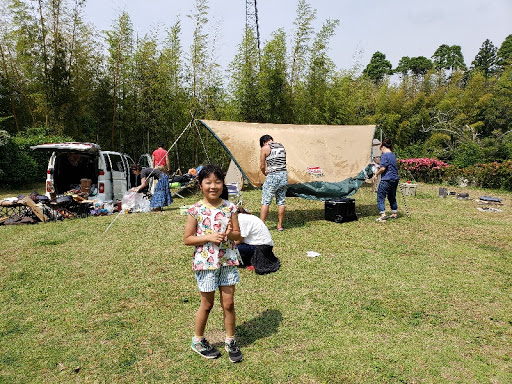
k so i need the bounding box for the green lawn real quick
[1,183,511,383]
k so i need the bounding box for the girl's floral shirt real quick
[187,199,240,271]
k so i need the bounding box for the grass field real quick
[1,183,511,383]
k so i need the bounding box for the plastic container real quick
[400,183,417,196]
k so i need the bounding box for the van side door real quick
[123,155,136,189]
[106,152,128,201]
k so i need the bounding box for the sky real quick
[83,0,512,73]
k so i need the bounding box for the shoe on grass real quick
[225,339,243,363]
[376,215,388,222]
[191,337,221,359]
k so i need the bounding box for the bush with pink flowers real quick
[398,158,512,191]
[398,158,450,183]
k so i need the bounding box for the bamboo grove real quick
[1,0,511,171]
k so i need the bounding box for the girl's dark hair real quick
[381,138,394,150]
[220,185,229,200]
[259,134,273,147]
[236,206,250,214]
[197,164,225,184]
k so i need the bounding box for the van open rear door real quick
[31,142,101,198]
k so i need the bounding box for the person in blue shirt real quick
[372,138,399,222]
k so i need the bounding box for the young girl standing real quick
[183,164,243,363]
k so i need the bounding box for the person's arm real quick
[372,166,387,179]
[372,153,388,181]
[130,176,148,192]
[184,214,225,246]
[165,153,170,172]
[139,177,149,191]
[151,154,155,167]
[260,146,270,175]
[226,213,241,242]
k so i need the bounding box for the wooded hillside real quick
[1,0,511,169]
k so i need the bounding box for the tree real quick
[64,6,102,140]
[228,27,260,122]
[289,0,316,94]
[132,36,160,154]
[471,39,497,77]
[363,51,392,84]
[156,19,191,154]
[105,11,135,150]
[187,0,209,103]
[303,18,339,123]
[395,56,411,77]
[408,56,433,76]
[496,34,512,67]
[432,44,466,73]
[257,28,291,123]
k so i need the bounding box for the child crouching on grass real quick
[183,164,243,363]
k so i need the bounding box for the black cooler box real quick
[325,197,357,223]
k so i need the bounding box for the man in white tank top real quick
[259,135,288,231]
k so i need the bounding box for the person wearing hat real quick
[152,142,170,174]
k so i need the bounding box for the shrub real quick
[0,128,73,187]
[452,141,485,168]
[423,133,451,160]
[466,160,512,191]
[395,143,425,159]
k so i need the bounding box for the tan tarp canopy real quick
[199,120,376,187]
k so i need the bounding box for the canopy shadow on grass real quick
[234,309,283,347]
[264,203,378,230]
[354,203,380,218]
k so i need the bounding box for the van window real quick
[139,155,151,168]
[109,154,125,172]
[103,154,112,171]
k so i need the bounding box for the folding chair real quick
[171,178,197,199]
[225,160,244,205]
[226,182,242,205]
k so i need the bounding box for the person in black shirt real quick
[130,165,173,211]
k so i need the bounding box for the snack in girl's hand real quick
[220,217,229,233]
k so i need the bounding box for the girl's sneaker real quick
[225,339,243,363]
[191,338,221,359]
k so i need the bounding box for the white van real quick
[31,142,152,202]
